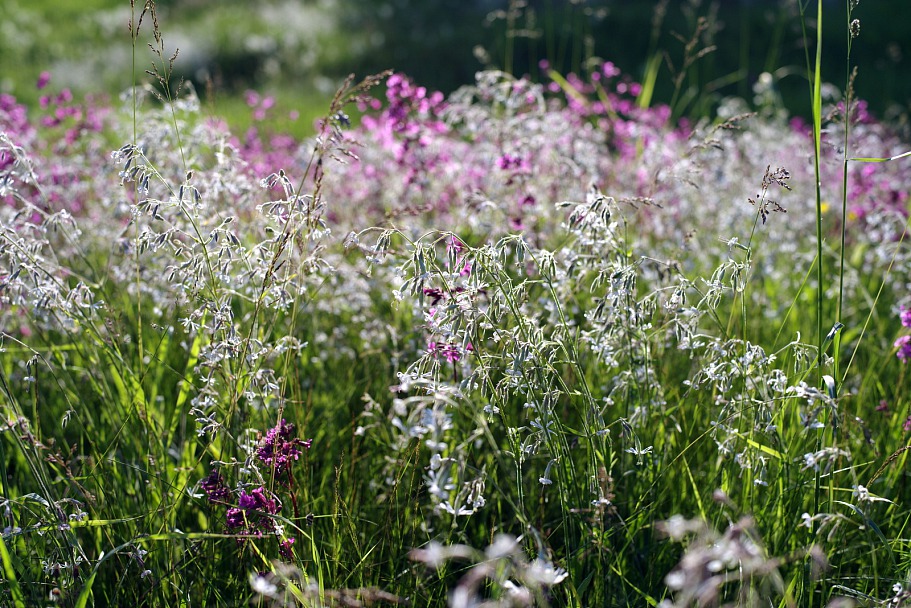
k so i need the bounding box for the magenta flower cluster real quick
[255,418,313,474]
[198,420,311,561]
[200,471,283,534]
[358,73,450,193]
[380,72,447,136]
[1,72,110,217]
[225,485,282,534]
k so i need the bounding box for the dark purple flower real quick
[255,419,312,473]
[36,71,51,90]
[423,287,445,305]
[226,508,245,529]
[251,486,280,514]
[200,470,231,503]
[238,491,258,510]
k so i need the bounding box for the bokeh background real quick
[1,0,909,129]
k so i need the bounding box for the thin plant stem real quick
[835,0,855,398]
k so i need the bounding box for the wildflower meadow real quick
[2,1,911,606]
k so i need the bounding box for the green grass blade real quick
[849,150,911,162]
[637,53,662,110]
[74,571,97,608]
[0,534,25,608]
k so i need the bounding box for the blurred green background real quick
[1,0,909,128]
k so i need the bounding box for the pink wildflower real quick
[900,306,911,328]
[256,420,312,474]
[895,335,911,362]
[279,537,295,559]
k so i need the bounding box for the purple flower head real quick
[255,419,312,473]
[251,486,280,514]
[238,487,280,516]
[238,491,258,510]
[904,416,911,433]
[36,71,51,90]
[279,537,296,560]
[441,343,461,363]
[200,470,231,503]
[226,508,245,529]
[447,236,466,255]
[900,306,911,328]
[895,335,911,362]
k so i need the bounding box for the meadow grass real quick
[1,1,911,606]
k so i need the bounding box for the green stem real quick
[836,0,855,399]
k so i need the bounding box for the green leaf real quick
[849,150,911,163]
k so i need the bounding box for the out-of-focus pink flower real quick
[900,306,911,328]
[895,335,911,362]
[602,61,620,78]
